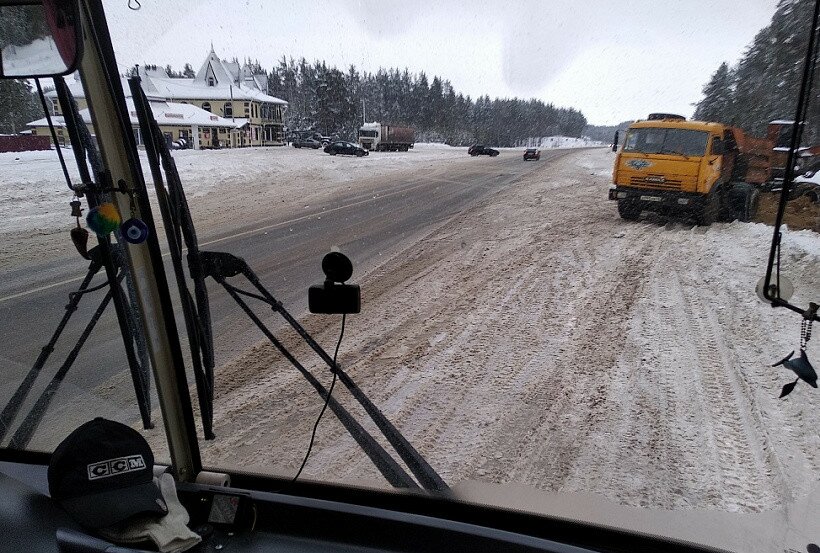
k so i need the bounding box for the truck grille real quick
[629,175,682,190]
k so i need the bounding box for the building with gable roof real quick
[29,47,288,149]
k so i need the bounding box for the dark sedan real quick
[523,148,541,161]
[468,144,499,157]
[325,141,369,157]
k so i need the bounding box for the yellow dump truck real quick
[609,114,771,224]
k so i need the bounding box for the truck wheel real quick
[725,182,758,222]
[356,150,365,157]
[618,199,641,220]
[695,192,720,226]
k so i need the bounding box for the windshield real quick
[623,127,709,156]
[3,2,820,552]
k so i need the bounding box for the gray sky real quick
[104,1,780,126]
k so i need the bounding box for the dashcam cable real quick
[289,313,346,484]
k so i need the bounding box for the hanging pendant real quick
[121,217,149,244]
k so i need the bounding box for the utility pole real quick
[362,98,366,125]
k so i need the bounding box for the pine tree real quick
[693,62,735,123]
[694,0,820,141]
[0,80,41,134]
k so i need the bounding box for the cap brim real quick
[60,481,168,529]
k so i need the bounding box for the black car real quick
[468,144,499,157]
[293,138,322,149]
[523,148,541,161]
[325,141,369,157]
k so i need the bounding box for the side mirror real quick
[611,130,619,152]
[0,0,82,79]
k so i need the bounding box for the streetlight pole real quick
[316,81,328,137]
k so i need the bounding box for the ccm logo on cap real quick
[87,455,146,481]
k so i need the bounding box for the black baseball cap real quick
[48,418,168,529]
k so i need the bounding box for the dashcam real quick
[309,252,361,314]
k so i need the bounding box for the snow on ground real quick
[520,135,604,148]
[0,143,469,266]
[192,148,819,518]
[5,142,819,523]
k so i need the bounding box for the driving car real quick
[468,144,499,156]
[292,137,322,149]
[523,148,541,161]
[324,140,369,156]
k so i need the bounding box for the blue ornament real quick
[121,218,149,244]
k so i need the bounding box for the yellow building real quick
[28,98,239,150]
[34,47,288,149]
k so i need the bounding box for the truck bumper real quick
[609,186,706,212]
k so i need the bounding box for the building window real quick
[208,76,215,87]
[224,102,233,118]
[202,102,211,112]
[244,102,250,115]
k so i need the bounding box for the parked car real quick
[293,138,322,149]
[791,170,820,202]
[468,144,499,157]
[523,148,541,161]
[325,141,369,157]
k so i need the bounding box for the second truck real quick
[358,122,415,152]
[609,114,773,224]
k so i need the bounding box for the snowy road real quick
[2,146,819,528]
[190,148,820,520]
[0,146,572,448]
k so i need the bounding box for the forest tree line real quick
[262,58,587,145]
[1,46,587,144]
[693,0,820,143]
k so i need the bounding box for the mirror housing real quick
[611,130,619,152]
[0,0,82,79]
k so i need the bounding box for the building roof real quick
[46,47,288,106]
[28,99,239,129]
[144,74,287,104]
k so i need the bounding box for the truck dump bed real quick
[733,128,773,185]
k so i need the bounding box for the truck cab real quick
[610,117,747,224]
[358,122,381,150]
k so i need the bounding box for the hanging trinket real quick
[772,303,819,397]
[120,191,149,244]
[86,202,121,236]
[69,198,90,259]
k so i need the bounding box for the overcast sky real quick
[104,1,780,126]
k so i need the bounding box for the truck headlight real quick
[617,192,627,199]
[677,198,689,205]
